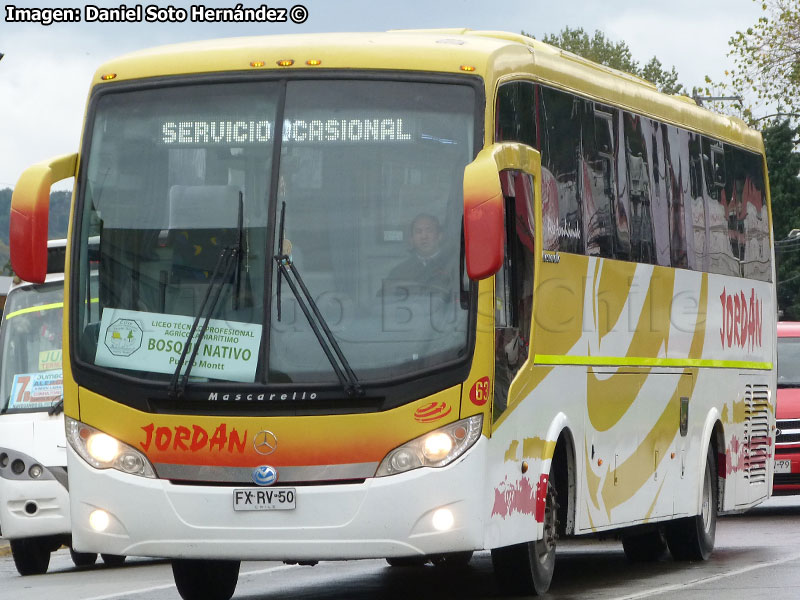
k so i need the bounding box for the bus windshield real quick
[74,78,476,387]
[0,282,64,413]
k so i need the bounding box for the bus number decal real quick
[469,377,490,406]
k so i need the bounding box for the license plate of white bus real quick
[775,459,792,474]
[233,488,296,511]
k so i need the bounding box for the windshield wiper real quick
[273,202,363,398]
[48,397,64,416]
[778,383,800,389]
[168,196,243,400]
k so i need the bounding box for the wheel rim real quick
[536,483,557,565]
[701,461,712,534]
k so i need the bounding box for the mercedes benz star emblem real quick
[253,430,278,456]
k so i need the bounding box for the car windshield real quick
[778,336,800,386]
[0,282,64,413]
[74,78,476,388]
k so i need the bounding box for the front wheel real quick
[491,475,558,596]
[70,547,98,567]
[10,538,51,576]
[101,554,126,567]
[666,445,717,561]
[172,559,240,600]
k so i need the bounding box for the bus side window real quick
[495,81,537,148]
[494,170,535,421]
[580,101,618,259]
[538,85,584,255]
[662,124,690,269]
[622,112,656,264]
[688,133,708,271]
[702,137,739,277]
[737,148,771,282]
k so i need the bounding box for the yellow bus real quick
[10,29,775,598]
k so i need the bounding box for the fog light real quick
[89,509,110,532]
[29,464,43,478]
[0,452,8,467]
[432,508,454,531]
[11,459,25,475]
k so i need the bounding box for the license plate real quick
[233,488,296,511]
[775,459,792,474]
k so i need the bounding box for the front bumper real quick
[69,437,489,559]
[773,447,800,495]
[0,478,70,539]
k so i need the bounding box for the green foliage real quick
[769,120,800,319]
[528,26,685,95]
[728,0,800,119]
[704,0,800,125]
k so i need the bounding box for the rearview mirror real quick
[462,144,541,280]
[10,153,77,283]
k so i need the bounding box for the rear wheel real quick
[70,547,98,567]
[172,559,240,600]
[622,529,667,562]
[666,445,717,561]
[101,553,126,567]
[491,473,559,595]
[10,538,51,576]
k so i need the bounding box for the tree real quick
[724,0,800,123]
[528,27,686,95]
[768,120,800,319]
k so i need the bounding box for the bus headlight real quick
[67,417,156,478]
[375,415,482,477]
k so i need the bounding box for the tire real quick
[385,556,428,567]
[10,538,51,576]
[172,559,240,600]
[101,554,126,567]
[430,551,473,569]
[491,474,559,596]
[666,445,717,561]
[70,548,98,567]
[622,529,667,562]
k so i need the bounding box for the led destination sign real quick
[162,117,413,146]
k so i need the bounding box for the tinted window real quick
[581,102,618,258]
[623,112,655,263]
[495,81,537,148]
[703,138,739,277]
[539,87,583,254]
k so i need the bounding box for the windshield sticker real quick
[9,370,63,410]
[38,349,62,371]
[94,309,262,383]
[161,117,413,146]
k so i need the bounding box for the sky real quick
[0,0,765,190]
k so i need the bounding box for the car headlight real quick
[66,417,156,478]
[375,415,482,477]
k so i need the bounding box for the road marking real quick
[609,550,800,600]
[80,564,296,600]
